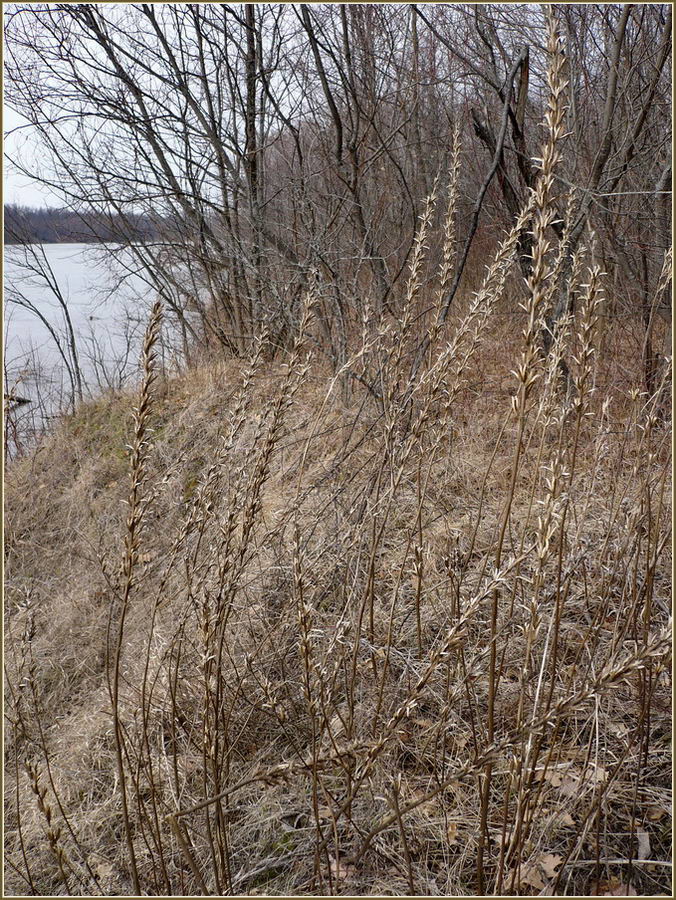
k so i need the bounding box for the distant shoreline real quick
[4,238,127,245]
[4,202,165,244]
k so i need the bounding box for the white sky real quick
[4,105,62,208]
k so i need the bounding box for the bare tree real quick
[5,3,671,390]
[415,3,671,380]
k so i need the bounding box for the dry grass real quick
[4,23,672,898]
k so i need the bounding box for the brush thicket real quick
[4,20,671,898]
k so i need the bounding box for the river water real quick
[4,243,152,450]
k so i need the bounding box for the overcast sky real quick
[4,106,62,208]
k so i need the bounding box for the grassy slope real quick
[4,300,672,896]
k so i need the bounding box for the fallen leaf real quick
[589,764,608,785]
[447,822,459,845]
[559,774,580,797]
[538,852,563,878]
[94,862,113,883]
[329,856,355,881]
[558,811,575,827]
[408,790,438,815]
[447,513,471,533]
[543,769,563,787]
[611,722,629,738]
[517,863,545,891]
[603,880,638,896]
[646,804,669,822]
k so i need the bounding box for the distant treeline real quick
[4,204,163,244]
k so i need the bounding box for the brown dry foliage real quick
[4,24,672,898]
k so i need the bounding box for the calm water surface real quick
[4,243,150,395]
[4,243,152,447]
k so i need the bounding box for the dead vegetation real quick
[4,23,672,898]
